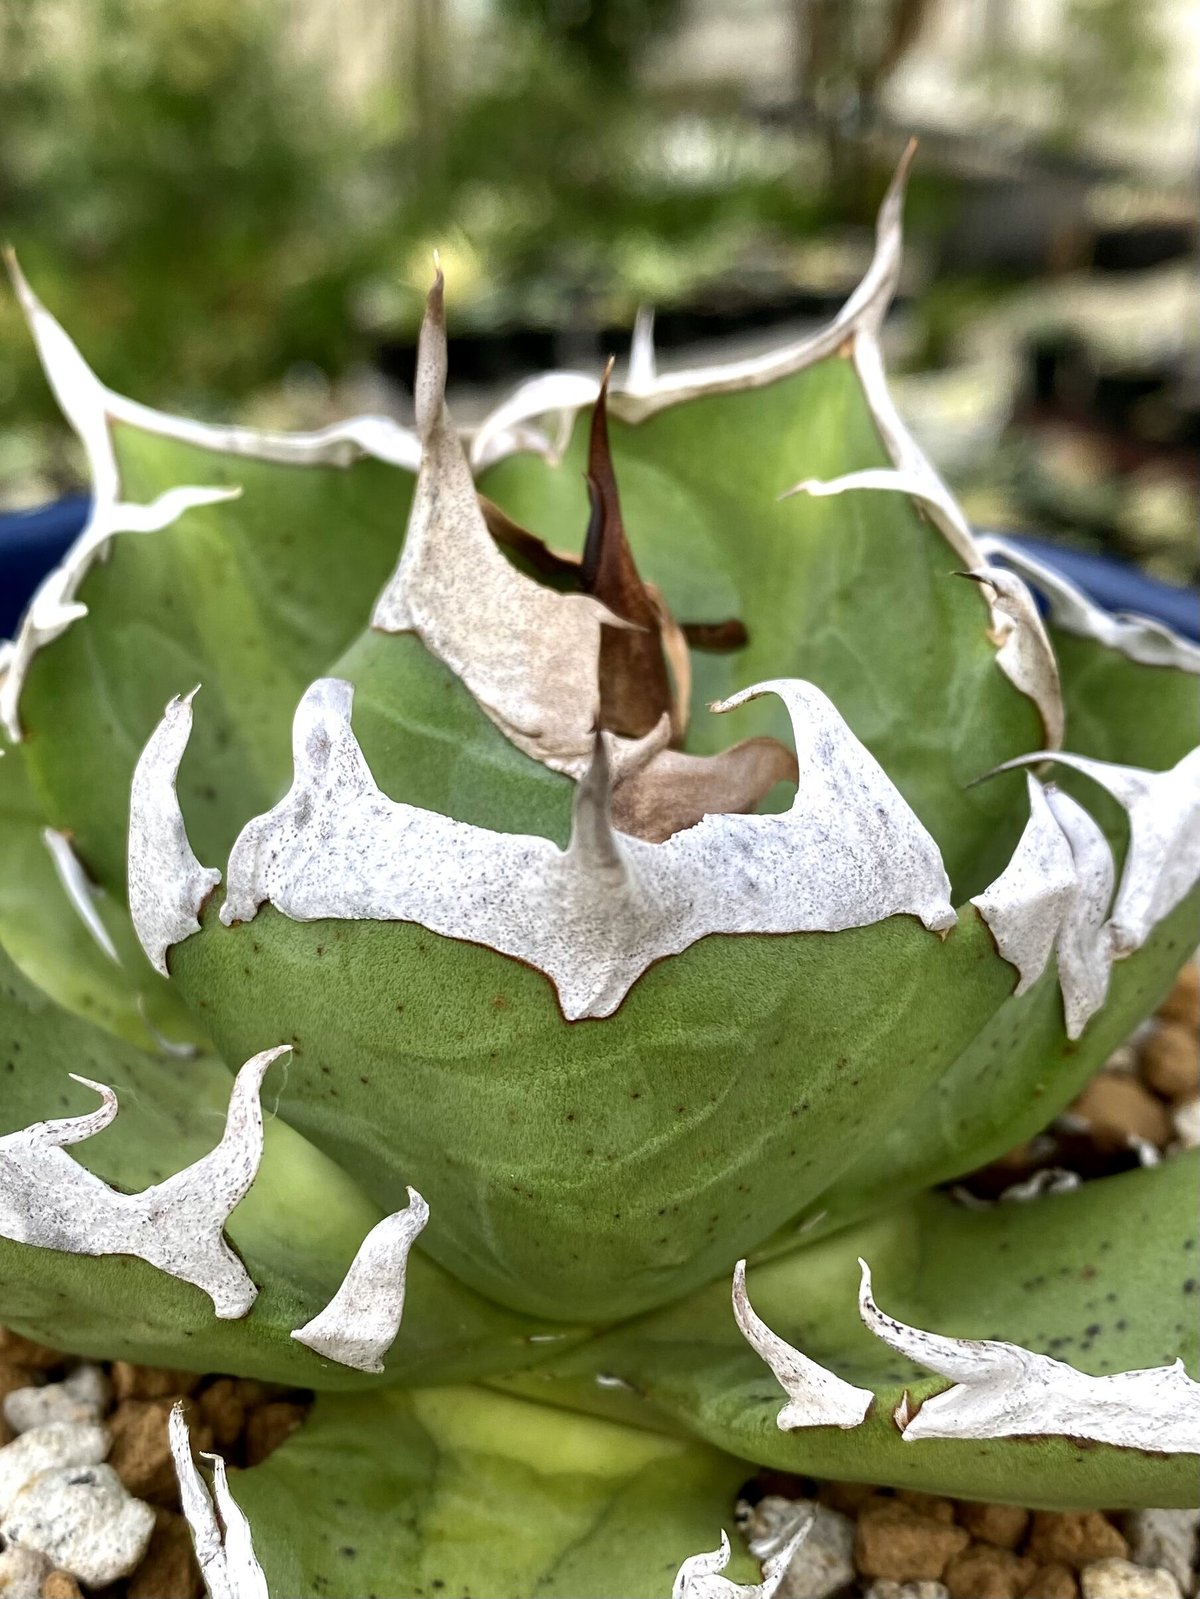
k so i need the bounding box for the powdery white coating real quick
[731,1260,873,1431]
[857,1259,1200,1453]
[41,828,120,964]
[217,676,955,1020]
[291,1186,429,1372]
[128,689,222,975]
[169,1404,270,1599]
[972,776,1119,1039]
[371,276,616,776]
[979,535,1200,677]
[0,1424,110,1517]
[1,250,419,742]
[3,1365,109,1434]
[673,1520,814,1599]
[1043,787,1115,1038]
[0,1463,154,1588]
[0,1047,288,1318]
[993,746,1200,958]
[971,775,1076,997]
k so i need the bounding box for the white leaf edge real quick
[731,1260,873,1431]
[857,1258,1200,1454]
[672,1517,813,1599]
[979,534,1200,678]
[1,250,419,743]
[169,1404,269,1599]
[128,689,222,975]
[970,774,1117,1038]
[991,744,1200,959]
[41,827,120,964]
[204,673,954,1020]
[0,1046,288,1318]
[466,145,1064,748]
[291,1186,429,1372]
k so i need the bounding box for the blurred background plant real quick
[2,0,1197,582]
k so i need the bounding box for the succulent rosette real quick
[1,150,1198,1598]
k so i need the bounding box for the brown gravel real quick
[1157,961,1199,1030]
[109,1397,214,1504]
[1026,1511,1131,1569]
[1139,1023,1200,1103]
[1070,1071,1173,1151]
[943,1543,1038,1599]
[1021,1564,1081,1598]
[0,1329,62,1370]
[855,1500,972,1581]
[125,1508,205,1599]
[39,1573,83,1599]
[109,1362,203,1402]
[245,1399,308,1467]
[956,1500,1031,1549]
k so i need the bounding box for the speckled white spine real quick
[731,1260,873,1430]
[857,1259,1200,1453]
[291,1187,429,1372]
[169,1405,269,1599]
[0,1047,288,1318]
[672,1519,813,1599]
[215,675,955,1020]
[128,690,222,975]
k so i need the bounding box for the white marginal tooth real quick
[220,673,955,1021]
[0,1048,288,1319]
[170,1405,270,1599]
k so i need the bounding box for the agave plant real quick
[1,149,1198,1599]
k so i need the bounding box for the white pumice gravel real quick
[1082,1557,1184,1598]
[0,1423,109,1516]
[739,1495,855,1599]
[1171,1097,1200,1149]
[2,1364,109,1434]
[0,1542,53,1598]
[1124,1510,1200,1599]
[0,1461,155,1587]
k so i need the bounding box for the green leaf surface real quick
[0,742,204,1050]
[18,424,413,893]
[236,1384,754,1599]
[496,1156,1200,1509]
[790,888,1200,1240]
[480,358,1042,896]
[0,945,588,1385]
[169,897,1013,1322]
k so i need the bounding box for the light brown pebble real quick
[1027,1512,1129,1570]
[896,1491,957,1525]
[244,1400,307,1467]
[1069,1073,1172,1151]
[1020,1565,1079,1599]
[126,1507,204,1599]
[856,1503,971,1582]
[1157,962,1200,1030]
[195,1377,269,1454]
[944,1546,1037,1599]
[955,1501,1030,1549]
[109,1362,202,1402]
[1139,1024,1200,1104]
[39,1574,82,1599]
[0,1331,61,1371]
[108,1399,213,1504]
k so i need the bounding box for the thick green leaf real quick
[789,888,1200,1240]
[481,358,1042,896]
[0,742,204,1050]
[0,946,588,1384]
[496,1155,1200,1509]
[18,425,413,893]
[1052,628,1199,772]
[236,1384,754,1599]
[170,898,1013,1323]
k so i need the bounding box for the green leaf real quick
[0,742,203,1050]
[480,357,1042,896]
[0,945,588,1385]
[496,1155,1200,1509]
[791,887,1200,1240]
[1052,627,1199,772]
[18,424,413,894]
[169,898,1014,1322]
[236,1384,754,1599]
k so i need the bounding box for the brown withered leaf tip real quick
[582,361,674,739]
